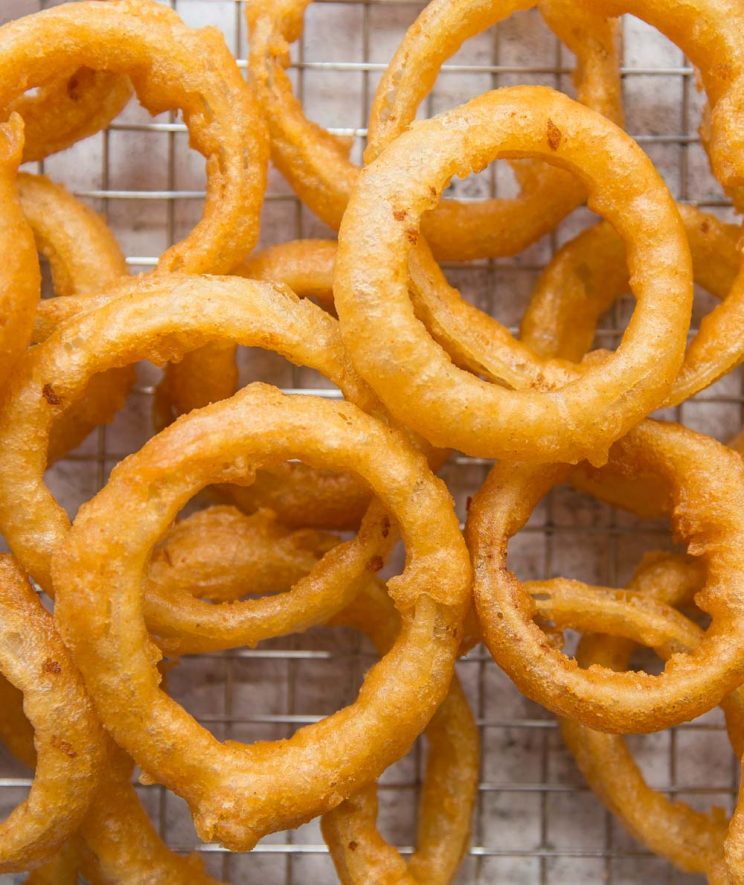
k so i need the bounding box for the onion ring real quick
[148,505,338,603]
[529,553,744,882]
[145,504,373,656]
[18,171,135,464]
[565,0,744,399]
[141,510,475,879]
[574,0,744,213]
[525,556,736,880]
[0,0,269,423]
[521,203,742,405]
[0,556,105,873]
[0,674,222,884]
[246,0,591,395]
[149,521,476,879]
[25,843,79,885]
[0,274,397,657]
[16,68,133,165]
[234,238,336,312]
[570,425,744,523]
[0,274,394,653]
[0,0,267,274]
[335,87,692,463]
[146,507,389,657]
[466,419,744,732]
[246,0,621,260]
[54,383,470,849]
[322,581,478,885]
[230,239,371,530]
[157,237,369,532]
[0,115,40,388]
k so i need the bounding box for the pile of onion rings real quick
[0,0,742,881]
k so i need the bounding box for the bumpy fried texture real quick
[146,499,393,657]
[0,676,222,884]
[526,554,735,881]
[149,514,477,882]
[217,463,371,532]
[0,0,267,274]
[234,238,336,311]
[522,203,741,406]
[148,506,338,603]
[0,116,40,388]
[0,0,269,420]
[335,87,692,463]
[467,420,744,733]
[246,0,621,261]
[572,0,744,211]
[0,274,381,594]
[567,0,744,398]
[323,583,478,885]
[18,172,134,463]
[570,423,744,522]
[230,238,370,531]
[16,68,132,164]
[0,557,106,873]
[54,385,470,851]
[139,500,381,653]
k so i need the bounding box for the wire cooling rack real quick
[1,1,743,883]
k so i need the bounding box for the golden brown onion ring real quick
[574,0,744,212]
[335,87,692,463]
[18,172,135,463]
[172,237,369,532]
[234,238,336,311]
[340,0,744,408]
[0,0,267,274]
[0,556,105,874]
[525,568,736,880]
[0,115,40,388]
[467,419,744,732]
[569,425,744,523]
[16,68,132,164]
[566,0,744,399]
[323,582,478,885]
[147,521,476,882]
[148,506,338,603]
[521,204,741,406]
[54,384,470,850]
[246,0,621,260]
[0,275,395,657]
[0,0,269,421]
[0,674,222,884]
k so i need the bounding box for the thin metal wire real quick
[4,2,740,883]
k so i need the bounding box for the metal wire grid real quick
[1,1,743,883]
